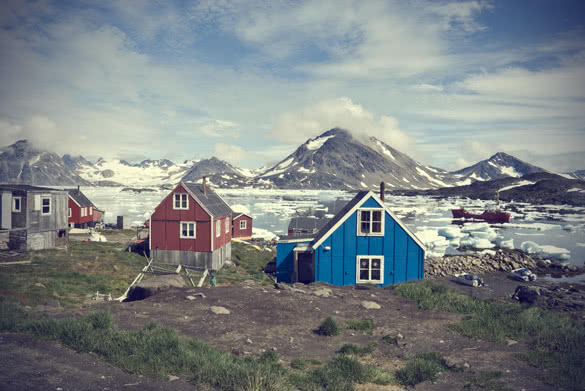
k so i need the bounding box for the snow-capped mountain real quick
[566,169,585,180]
[255,128,453,190]
[450,152,546,184]
[0,140,91,185]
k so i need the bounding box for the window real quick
[357,209,383,236]
[68,208,72,218]
[240,220,247,230]
[12,197,22,212]
[41,197,51,215]
[173,193,188,210]
[89,207,92,215]
[180,222,196,238]
[356,256,384,284]
[216,220,220,237]
[225,217,230,233]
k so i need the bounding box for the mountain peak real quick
[320,128,352,138]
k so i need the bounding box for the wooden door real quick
[297,252,314,283]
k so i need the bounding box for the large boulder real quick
[126,275,187,301]
[512,285,542,304]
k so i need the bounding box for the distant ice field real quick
[82,187,585,266]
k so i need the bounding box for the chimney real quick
[77,185,80,191]
[380,182,385,202]
[202,176,207,195]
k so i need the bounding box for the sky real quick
[1,0,584,172]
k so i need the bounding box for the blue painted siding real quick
[277,194,425,287]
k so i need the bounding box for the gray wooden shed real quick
[0,184,69,251]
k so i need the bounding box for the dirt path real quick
[0,333,196,391]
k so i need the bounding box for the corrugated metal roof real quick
[310,191,369,246]
[288,216,328,231]
[66,189,94,207]
[183,182,232,218]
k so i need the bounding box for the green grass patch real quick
[0,241,146,307]
[463,371,512,391]
[345,319,374,334]
[318,317,340,336]
[337,343,376,356]
[290,358,323,370]
[216,242,274,286]
[392,281,585,389]
[395,352,450,387]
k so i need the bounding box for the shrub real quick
[395,353,448,387]
[337,343,376,356]
[318,317,340,336]
[345,319,374,334]
[381,335,398,345]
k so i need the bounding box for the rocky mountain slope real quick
[254,128,454,190]
[452,152,546,183]
[0,140,91,186]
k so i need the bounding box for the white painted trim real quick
[240,220,247,230]
[225,216,230,233]
[41,196,51,215]
[148,216,152,253]
[180,181,213,218]
[68,194,81,207]
[278,237,314,244]
[312,191,425,250]
[68,208,72,218]
[89,207,92,215]
[216,219,221,237]
[210,215,214,249]
[179,221,196,239]
[356,255,384,284]
[172,193,189,210]
[12,196,22,212]
[356,208,384,236]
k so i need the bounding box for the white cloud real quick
[415,83,444,92]
[200,120,239,138]
[272,97,412,153]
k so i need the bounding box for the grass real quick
[392,281,585,390]
[345,319,374,334]
[0,241,146,307]
[463,371,513,391]
[381,335,399,345]
[0,302,395,391]
[395,352,451,387]
[216,242,274,286]
[290,358,322,370]
[318,317,340,336]
[337,343,376,356]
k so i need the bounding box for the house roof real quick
[310,191,425,250]
[288,216,328,232]
[182,182,232,218]
[0,183,61,192]
[66,189,94,207]
[233,213,252,220]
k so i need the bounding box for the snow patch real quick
[252,227,279,241]
[375,140,395,160]
[231,204,250,215]
[499,165,521,177]
[415,167,449,187]
[499,180,535,192]
[306,135,335,150]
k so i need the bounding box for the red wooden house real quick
[67,188,97,228]
[232,213,253,240]
[149,179,232,270]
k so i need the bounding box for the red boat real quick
[451,208,511,223]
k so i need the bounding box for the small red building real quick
[67,188,98,228]
[149,179,232,270]
[232,213,253,240]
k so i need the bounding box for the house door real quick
[297,252,314,283]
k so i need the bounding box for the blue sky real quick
[1,0,584,172]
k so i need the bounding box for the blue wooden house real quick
[276,189,425,287]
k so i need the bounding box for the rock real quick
[513,286,542,304]
[34,282,46,288]
[185,296,196,301]
[567,265,578,272]
[313,288,333,297]
[194,292,206,299]
[127,275,187,301]
[507,339,518,346]
[210,306,230,315]
[397,333,404,339]
[361,301,381,310]
[224,260,235,268]
[168,375,179,382]
[246,338,253,344]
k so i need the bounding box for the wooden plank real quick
[0,260,32,266]
[197,269,209,287]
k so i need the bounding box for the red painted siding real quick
[212,215,232,251]
[150,184,213,252]
[68,198,94,225]
[233,215,253,238]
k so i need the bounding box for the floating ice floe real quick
[460,237,495,249]
[415,229,450,256]
[437,226,464,239]
[231,204,250,215]
[252,228,279,241]
[496,238,514,249]
[577,243,585,247]
[519,241,570,261]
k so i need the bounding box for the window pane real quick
[360,270,369,280]
[189,224,194,237]
[42,199,49,206]
[372,259,380,269]
[372,222,381,233]
[372,210,382,221]
[360,259,369,269]
[175,195,180,208]
[371,270,381,280]
[181,194,187,208]
[361,211,370,222]
[182,223,187,237]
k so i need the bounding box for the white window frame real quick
[41,197,51,215]
[180,221,196,239]
[12,196,22,212]
[89,207,92,215]
[173,193,189,210]
[356,256,384,284]
[216,220,221,237]
[240,220,247,230]
[225,217,230,234]
[357,208,384,236]
[68,208,72,218]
